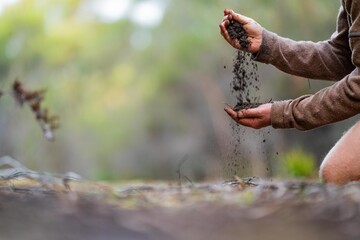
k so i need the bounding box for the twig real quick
[176,155,193,188]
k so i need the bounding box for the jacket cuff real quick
[252,29,278,64]
[271,100,291,129]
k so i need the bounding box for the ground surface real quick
[1,177,360,240]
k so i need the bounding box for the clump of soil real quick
[226,20,250,49]
[233,102,262,112]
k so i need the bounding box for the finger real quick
[231,12,252,25]
[220,22,232,41]
[224,9,233,16]
[224,107,238,121]
[238,108,262,119]
[219,19,230,32]
[224,9,251,24]
[224,9,235,21]
[222,15,230,22]
[238,118,260,128]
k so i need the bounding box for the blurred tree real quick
[0,0,342,180]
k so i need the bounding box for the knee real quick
[319,160,349,185]
[319,162,335,184]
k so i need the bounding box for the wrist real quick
[252,28,277,63]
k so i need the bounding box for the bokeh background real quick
[0,0,356,181]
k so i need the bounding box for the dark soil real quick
[226,20,250,49]
[225,20,261,110]
[233,102,262,112]
[224,21,264,177]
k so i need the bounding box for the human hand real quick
[224,103,272,129]
[219,9,263,53]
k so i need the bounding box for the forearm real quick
[253,29,354,81]
[271,69,360,130]
[253,6,354,81]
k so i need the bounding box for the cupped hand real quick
[219,9,263,53]
[224,103,272,129]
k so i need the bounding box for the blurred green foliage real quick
[0,0,342,180]
[280,148,317,178]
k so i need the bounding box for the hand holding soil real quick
[220,9,263,53]
[224,103,272,129]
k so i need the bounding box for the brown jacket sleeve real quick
[254,5,354,81]
[254,2,360,130]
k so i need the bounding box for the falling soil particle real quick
[223,20,266,178]
[230,51,260,108]
[225,20,263,109]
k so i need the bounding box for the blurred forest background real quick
[0,0,356,181]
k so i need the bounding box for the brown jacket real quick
[254,0,360,130]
